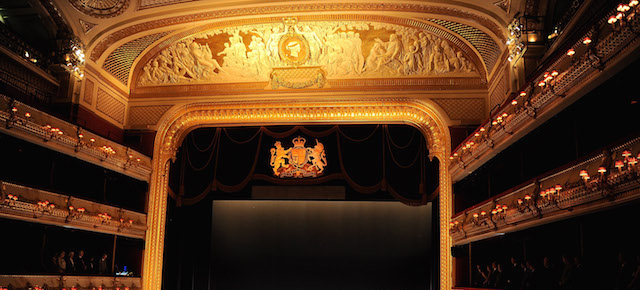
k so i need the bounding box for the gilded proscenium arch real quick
[143,98,453,290]
[129,14,489,92]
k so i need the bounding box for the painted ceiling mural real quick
[137,18,480,87]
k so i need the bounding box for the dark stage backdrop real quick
[211,200,433,290]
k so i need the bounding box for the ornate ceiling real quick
[45,0,522,127]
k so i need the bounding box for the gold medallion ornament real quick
[278,17,311,66]
[270,136,327,178]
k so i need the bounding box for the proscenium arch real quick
[142,98,453,290]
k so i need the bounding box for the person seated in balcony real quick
[56,251,67,274]
[539,256,559,289]
[521,260,538,290]
[75,250,87,273]
[66,251,76,273]
[473,264,487,287]
[628,254,640,290]
[615,252,632,290]
[98,253,109,275]
[495,263,505,288]
[506,257,523,290]
[558,254,574,289]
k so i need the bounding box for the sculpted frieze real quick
[137,19,479,86]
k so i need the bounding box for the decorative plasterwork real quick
[426,18,502,74]
[136,20,479,87]
[69,0,130,18]
[83,79,95,105]
[431,98,486,121]
[79,19,98,34]
[494,0,512,13]
[103,31,170,85]
[96,88,126,124]
[138,0,197,10]
[128,105,173,126]
[142,98,453,290]
[89,3,505,64]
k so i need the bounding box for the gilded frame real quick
[142,98,453,289]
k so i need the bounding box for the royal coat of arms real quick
[269,136,327,178]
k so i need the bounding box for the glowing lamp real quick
[469,141,475,146]
[538,80,546,87]
[480,128,486,132]
[583,37,592,45]
[524,194,532,200]
[609,16,618,24]
[473,213,479,218]
[520,91,527,97]
[453,153,459,157]
[129,219,133,224]
[512,99,518,106]
[454,221,459,225]
[615,160,625,170]
[492,120,498,125]
[480,211,487,216]
[25,113,31,118]
[449,222,455,227]
[502,113,508,118]
[549,188,556,194]
[619,4,631,11]
[579,170,589,177]
[518,199,523,205]
[555,184,563,191]
[11,107,17,112]
[49,204,55,209]
[69,206,74,211]
[491,209,498,214]
[622,150,632,158]
[128,154,134,159]
[449,156,454,160]
[567,49,576,56]
[551,70,559,77]
[502,205,508,210]
[598,166,607,173]
[497,207,503,213]
[78,134,84,138]
[120,218,125,223]
[77,208,85,213]
[631,0,639,7]
[474,132,480,137]
[616,12,624,20]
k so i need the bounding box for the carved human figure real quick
[270,141,291,176]
[400,44,420,75]
[352,32,365,74]
[296,25,323,65]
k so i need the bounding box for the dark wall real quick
[453,57,640,213]
[0,217,143,276]
[460,200,640,289]
[0,132,148,212]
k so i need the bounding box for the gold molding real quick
[143,98,453,290]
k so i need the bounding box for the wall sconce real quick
[98,212,112,224]
[2,193,19,208]
[471,210,494,228]
[66,205,85,222]
[35,200,55,217]
[491,204,508,223]
[449,220,463,234]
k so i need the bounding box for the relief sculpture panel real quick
[137,18,479,86]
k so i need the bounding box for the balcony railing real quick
[0,275,140,290]
[449,0,640,182]
[450,136,640,244]
[1,181,146,239]
[0,95,152,181]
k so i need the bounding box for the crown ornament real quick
[292,136,306,147]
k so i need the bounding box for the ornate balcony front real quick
[450,136,640,245]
